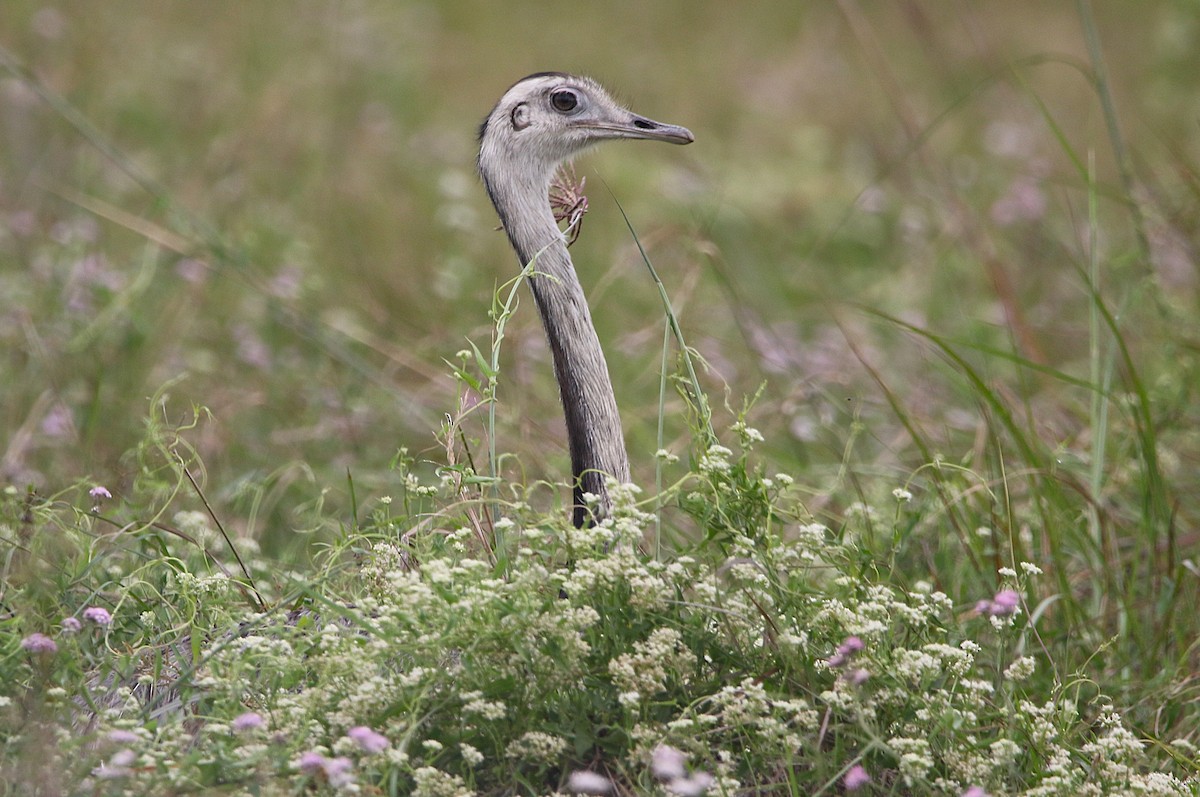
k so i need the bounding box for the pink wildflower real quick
[977,589,1021,617]
[295,752,354,786]
[61,617,82,633]
[668,772,714,796]
[827,635,865,668]
[322,756,355,788]
[567,770,613,795]
[962,788,989,797]
[649,744,714,795]
[990,589,1020,615]
[843,764,871,791]
[298,751,327,774]
[846,668,871,686]
[232,712,264,732]
[83,606,112,626]
[41,405,72,437]
[651,745,688,781]
[95,749,136,779]
[346,725,389,754]
[89,485,112,500]
[21,633,58,655]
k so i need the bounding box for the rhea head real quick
[478,72,693,212]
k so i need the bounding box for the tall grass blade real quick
[608,191,715,445]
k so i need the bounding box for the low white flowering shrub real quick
[2,421,1195,796]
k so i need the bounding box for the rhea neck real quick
[478,157,630,528]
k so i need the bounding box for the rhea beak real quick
[579,113,695,145]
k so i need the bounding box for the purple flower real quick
[827,635,865,668]
[297,751,327,774]
[323,756,355,788]
[845,668,871,686]
[296,751,354,786]
[61,617,82,633]
[232,712,264,732]
[83,606,112,626]
[346,725,389,754]
[991,589,1020,615]
[843,763,871,791]
[89,485,112,500]
[111,750,136,767]
[95,749,136,779]
[962,788,989,797]
[41,404,73,438]
[20,633,58,655]
[977,589,1021,617]
[668,772,714,796]
[567,770,613,795]
[649,745,715,795]
[650,745,687,781]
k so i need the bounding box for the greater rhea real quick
[477,72,693,527]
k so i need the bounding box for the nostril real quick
[632,118,657,130]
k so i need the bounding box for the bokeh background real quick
[2,2,1197,555]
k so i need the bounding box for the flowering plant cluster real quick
[2,424,1194,797]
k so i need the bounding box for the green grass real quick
[2,2,1199,794]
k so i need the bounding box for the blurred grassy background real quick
[1,1,1198,558]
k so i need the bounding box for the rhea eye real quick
[550,89,578,113]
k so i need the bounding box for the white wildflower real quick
[459,743,484,766]
[412,766,472,797]
[1004,656,1037,682]
[698,445,733,474]
[618,691,641,706]
[731,421,764,443]
[990,738,1021,768]
[889,737,934,784]
[462,693,507,721]
[506,732,568,765]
